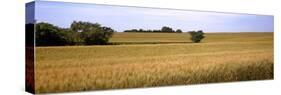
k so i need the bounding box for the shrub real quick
[188,30,205,43]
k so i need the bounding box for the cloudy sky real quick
[31,1,274,32]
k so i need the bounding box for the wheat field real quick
[35,32,273,93]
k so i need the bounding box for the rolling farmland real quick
[35,32,273,93]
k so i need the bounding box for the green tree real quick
[188,30,205,43]
[70,21,115,45]
[36,22,67,46]
[60,29,83,45]
[176,29,182,33]
[161,26,174,33]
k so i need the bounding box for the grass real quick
[35,32,273,93]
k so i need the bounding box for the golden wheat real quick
[35,32,273,93]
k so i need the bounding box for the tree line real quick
[124,26,183,33]
[34,21,115,46]
[26,21,205,46]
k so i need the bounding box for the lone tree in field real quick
[188,30,205,43]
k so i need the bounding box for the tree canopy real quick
[176,29,182,33]
[36,22,68,46]
[35,21,115,46]
[188,30,205,43]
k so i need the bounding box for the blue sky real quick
[32,1,274,32]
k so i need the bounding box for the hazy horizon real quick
[28,1,274,32]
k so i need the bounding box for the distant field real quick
[109,32,273,44]
[110,32,189,44]
[35,32,273,93]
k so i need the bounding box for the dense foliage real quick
[34,21,115,46]
[188,30,205,43]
